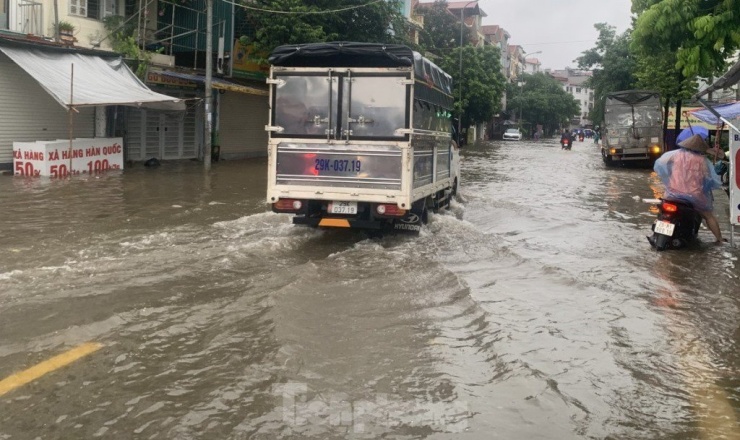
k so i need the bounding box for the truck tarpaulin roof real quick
[268,42,453,96]
[605,90,660,105]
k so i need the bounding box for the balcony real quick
[409,14,424,27]
[3,0,43,36]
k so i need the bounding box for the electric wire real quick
[225,0,388,14]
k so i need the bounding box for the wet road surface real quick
[0,139,738,439]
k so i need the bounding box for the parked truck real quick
[602,90,663,167]
[265,42,460,233]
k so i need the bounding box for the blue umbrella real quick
[676,126,709,144]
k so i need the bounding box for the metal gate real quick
[125,103,199,161]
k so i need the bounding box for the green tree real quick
[417,0,472,52]
[576,23,636,126]
[244,0,410,54]
[629,0,731,138]
[506,73,580,135]
[437,45,506,128]
[631,0,740,78]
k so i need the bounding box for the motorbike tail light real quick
[376,204,406,217]
[274,198,303,212]
[661,202,678,213]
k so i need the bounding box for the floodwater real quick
[0,140,738,439]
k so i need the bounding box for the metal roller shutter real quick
[218,91,268,159]
[0,52,95,167]
[124,94,199,161]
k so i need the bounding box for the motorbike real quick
[561,138,571,150]
[578,134,585,142]
[646,198,702,251]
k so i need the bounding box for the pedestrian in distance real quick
[653,134,726,244]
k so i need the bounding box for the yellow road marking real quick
[0,342,103,397]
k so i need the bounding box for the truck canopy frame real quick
[269,42,453,99]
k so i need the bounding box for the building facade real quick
[0,0,269,169]
[549,68,594,128]
[524,57,541,74]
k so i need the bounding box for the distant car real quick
[503,128,522,141]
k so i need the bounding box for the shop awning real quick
[695,58,740,99]
[0,45,185,110]
[158,71,269,96]
[689,102,740,126]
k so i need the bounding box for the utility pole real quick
[53,0,60,42]
[458,1,476,146]
[204,0,213,170]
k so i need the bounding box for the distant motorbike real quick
[579,134,585,142]
[561,138,571,150]
[646,198,702,251]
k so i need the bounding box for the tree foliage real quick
[576,23,636,125]
[417,0,472,52]
[505,73,580,135]
[243,0,411,54]
[631,0,740,78]
[437,45,506,127]
[633,53,696,101]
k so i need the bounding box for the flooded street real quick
[1,140,738,439]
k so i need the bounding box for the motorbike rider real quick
[653,134,725,244]
[560,129,571,149]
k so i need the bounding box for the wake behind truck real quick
[265,42,460,233]
[602,90,664,167]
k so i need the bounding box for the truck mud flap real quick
[293,216,383,230]
[392,213,423,233]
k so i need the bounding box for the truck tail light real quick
[376,204,406,216]
[274,199,303,212]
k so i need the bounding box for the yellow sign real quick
[232,40,270,80]
[666,106,726,130]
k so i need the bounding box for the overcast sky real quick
[477,0,634,70]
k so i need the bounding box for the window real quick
[70,0,115,19]
[576,87,581,93]
[69,0,87,17]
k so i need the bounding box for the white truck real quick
[602,90,664,167]
[265,42,460,233]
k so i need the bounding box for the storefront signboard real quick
[13,138,124,177]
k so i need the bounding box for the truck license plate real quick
[654,220,675,236]
[329,201,357,215]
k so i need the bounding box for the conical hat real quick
[677,134,708,153]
